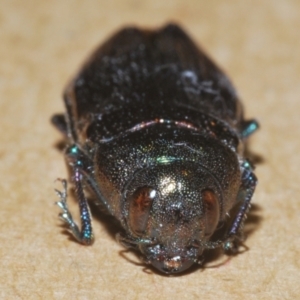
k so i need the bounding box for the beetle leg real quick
[65,145,114,215]
[55,168,94,245]
[51,114,68,136]
[55,145,95,245]
[241,119,259,139]
[55,144,116,244]
[223,160,257,253]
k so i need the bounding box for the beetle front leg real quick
[223,161,257,253]
[55,147,94,245]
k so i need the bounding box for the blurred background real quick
[1,1,299,299]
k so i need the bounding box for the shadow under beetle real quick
[52,24,259,274]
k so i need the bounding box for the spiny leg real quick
[55,167,94,245]
[223,161,257,253]
[65,144,114,215]
[55,178,74,229]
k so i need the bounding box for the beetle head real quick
[123,161,222,274]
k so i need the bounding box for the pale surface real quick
[1,0,299,299]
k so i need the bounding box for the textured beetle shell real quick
[66,24,244,220]
[68,25,242,210]
[72,25,243,128]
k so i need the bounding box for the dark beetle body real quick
[52,24,258,274]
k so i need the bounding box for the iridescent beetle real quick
[52,24,258,274]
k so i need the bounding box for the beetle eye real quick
[202,189,220,237]
[128,186,156,236]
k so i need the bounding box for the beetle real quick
[52,24,258,274]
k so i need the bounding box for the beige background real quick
[1,0,300,299]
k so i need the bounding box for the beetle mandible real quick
[52,24,258,274]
